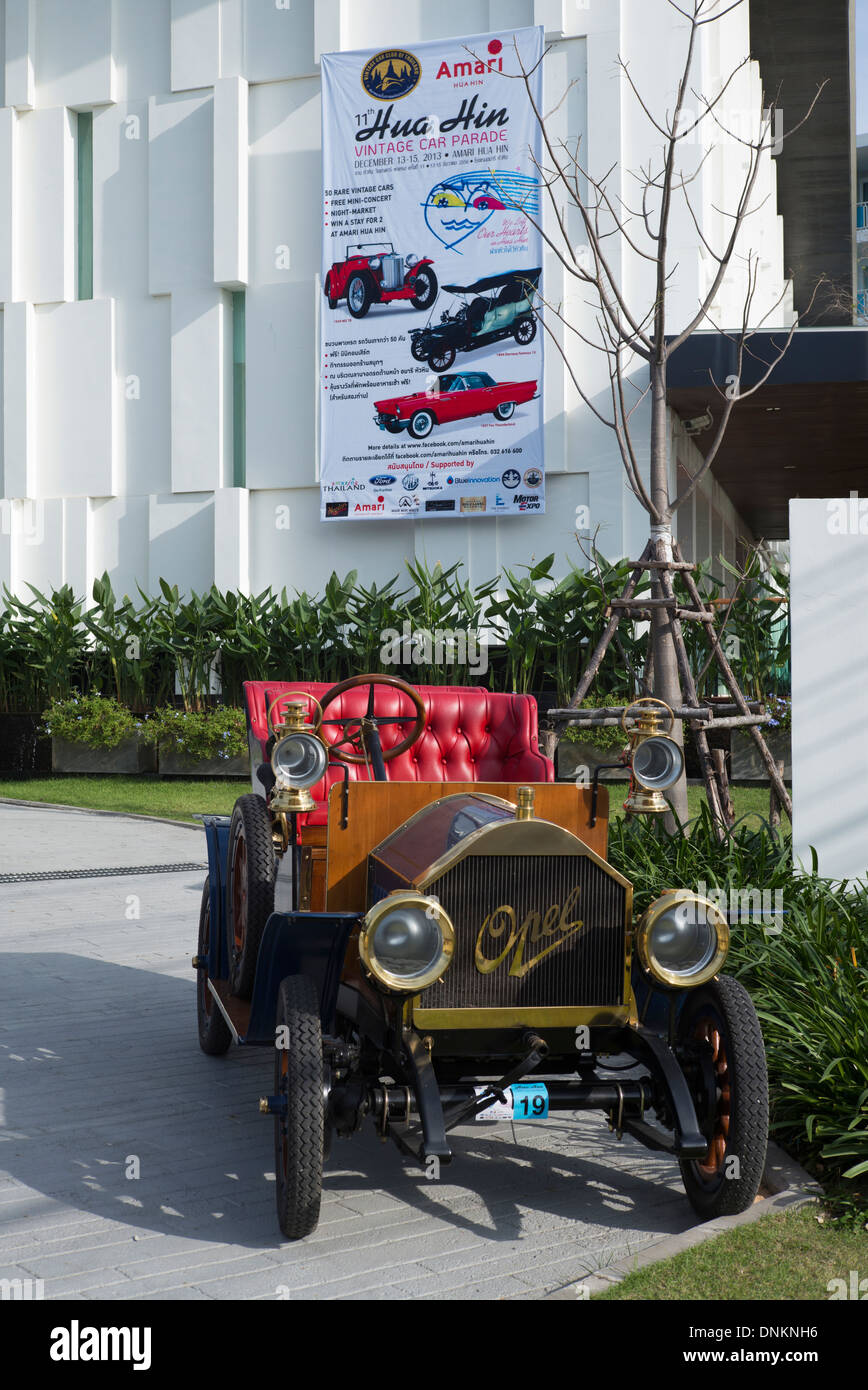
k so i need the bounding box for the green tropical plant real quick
[142,705,248,761]
[42,693,142,749]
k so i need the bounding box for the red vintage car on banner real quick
[374,371,538,439]
[324,242,438,318]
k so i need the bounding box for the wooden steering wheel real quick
[318,674,427,766]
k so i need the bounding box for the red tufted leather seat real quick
[243,679,554,826]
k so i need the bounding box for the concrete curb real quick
[544,1141,823,1299]
[0,796,204,831]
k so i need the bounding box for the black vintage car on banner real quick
[408,268,541,372]
[194,679,769,1240]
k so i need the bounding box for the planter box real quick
[556,739,626,782]
[52,736,157,775]
[158,749,250,778]
[0,714,51,773]
[730,729,791,781]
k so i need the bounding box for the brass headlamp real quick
[621,698,684,816]
[267,694,328,814]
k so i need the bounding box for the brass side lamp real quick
[267,694,328,814]
[621,698,684,815]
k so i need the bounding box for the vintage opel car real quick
[194,677,768,1240]
[408,268,541,372]
[374,371,538,438]
[324,242,438,318]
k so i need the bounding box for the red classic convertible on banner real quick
[374,371,538,439]
[324,242,438,318]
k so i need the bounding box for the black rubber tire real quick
[226,794,275,999]
[494,401,516,420]
[408,409,435,439]
[410,336,428,362]
[346,273,373,318]
[410,266,438,309]
[513,316,536,345]
[678,974,769,1219]
[428,346,455,372]
[274,975,325,1239]
[196,881,232,1056]
[384,419,403,434]
[324,275,338,310]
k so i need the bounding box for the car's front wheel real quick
[494,401,516,420]
[346,273,374,318]
[408,409,435,439]
[410,336,428,362]
[384,418,403,434]
[678,974,768,1219]
[196,881,232,1056]
[274,975,325,1239]
[513,316,536,345]
[410,267,438,309]
[428,346,455,372]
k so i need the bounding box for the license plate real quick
[474,1083,549,1121]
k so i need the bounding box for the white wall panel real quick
[16,106,74,304]
[93,101,149,299]
[249,78,319,287]
[213,77,248,288]
[113,0,170,102]
[34,298,116,498]
[0,109,16,302]
[116,296,172,498]
[170,0,220,93]
[245,0,315,82]
[89,493,149,596]
[791,499,868,881]
[34,0,114,109]
[214,486,249,592]
[148,491,214,595]
[245,283,315,490]
[13,495,63,592]
[170,287,228,493]
[342,0,490,49]
[5,0,34,110]
[3,299,35,498]
[63,495,90,595]
[148,91,213,295]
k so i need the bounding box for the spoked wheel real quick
[196,881,232,1056]
[410,337,428,362]
[494,401,516,420]
[274,975,325,1240]
[678,975,768,1218]
[513,316,536,345]
[226,794,275,999]
[428,346,455,372]
[410,266,438,309]
[346,273,373,318]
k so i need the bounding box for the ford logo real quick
[369,475,396,486]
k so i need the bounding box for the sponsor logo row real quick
[328,467,542,494]
[325,492,543,517]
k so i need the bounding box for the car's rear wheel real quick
[494,401,516,420]
[274,975,325,1239]
[410,267,438,309]
[678,974,768,1218]
[196,881,232,1055]
[324,274,338,310]
[226,794,275,999]
[513,317,536,345]
[408,409,435,439]
[347,273,373,318]
[428,346,455,372]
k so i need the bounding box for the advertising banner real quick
[320,27,544,521]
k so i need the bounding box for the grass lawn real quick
[0,775,789,826]
[0,775,250,821]
[594,1204,866,1300]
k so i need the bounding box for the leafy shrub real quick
[142,706,247,761]
[42,694,142,749]
[559,695,635,754]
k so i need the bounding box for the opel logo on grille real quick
[474,885,584,978]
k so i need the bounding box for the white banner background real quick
[320,27,544,522]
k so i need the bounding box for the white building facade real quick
[0,0,791,600]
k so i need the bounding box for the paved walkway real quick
[0,803,698,1300]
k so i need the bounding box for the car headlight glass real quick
[369,257,381,269]
[631,735,684,790]
[636,890,728,988]
[271,731,328,788]
[405,254,418,268]
[360,892,454,992]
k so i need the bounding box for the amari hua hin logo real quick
[362,49,421,101]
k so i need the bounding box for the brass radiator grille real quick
[419,854,626,1010]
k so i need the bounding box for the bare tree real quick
[494,0,825,823]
